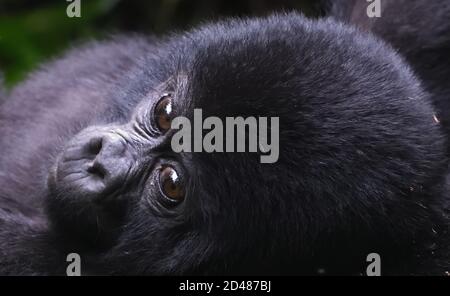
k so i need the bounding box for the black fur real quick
[0,7,449,275]
[328,0,450,151]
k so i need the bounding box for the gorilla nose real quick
[86,135,128,181]
[52,127,135,200]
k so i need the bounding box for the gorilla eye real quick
[158,166,185,203]
[154,94,173,132]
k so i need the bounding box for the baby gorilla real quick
[0,13,449,275]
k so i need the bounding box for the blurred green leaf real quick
[0,0,119,86]
[0,0,317,87]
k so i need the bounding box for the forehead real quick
[169,53,301,121]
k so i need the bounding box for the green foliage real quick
[0,0,117,85]
[0,0,316,87]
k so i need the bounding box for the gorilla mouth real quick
[46,132,133,245]
[47,186,128,248]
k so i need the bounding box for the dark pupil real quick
[155,95,172,131]
[160,167,184,201]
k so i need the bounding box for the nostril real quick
[88,137,103,156]
[87,162,106,180]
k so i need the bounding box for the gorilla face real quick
[46,14,446,274]
[47,84,188,245]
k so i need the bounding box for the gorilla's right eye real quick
[154,93,173,132]
[158,166,185,203]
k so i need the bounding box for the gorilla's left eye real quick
[154,93,173,132]
[158,166,185,203]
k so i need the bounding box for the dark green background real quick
[0,0,319,87]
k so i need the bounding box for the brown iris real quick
[159,166,185,202]
[154,94,173,132]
